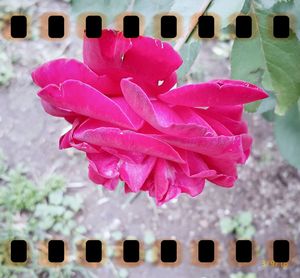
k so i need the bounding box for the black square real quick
[123,16,140,38]
[198,16,214,38]
[236,16,252,38]
[160,240,177,263]
[10,240,27,263]
[85,16,102,38]
[198,240,214,262]
[10,16,27,38]
[86,240,102,263]
[123,240,140,263]
[48,16,65,38]
[273,16,290,38]
[236,240,252,263]
[48,240,64,263]
[273,240,289,262]
[161,16,177,38]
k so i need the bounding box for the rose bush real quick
[32,29,268,205]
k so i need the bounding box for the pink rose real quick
[32,29,268,205]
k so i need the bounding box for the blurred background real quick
[0,0,300,277]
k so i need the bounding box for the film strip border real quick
[3,239,297,267]
[2,13,293,40]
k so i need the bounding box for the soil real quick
[0,1,300,277]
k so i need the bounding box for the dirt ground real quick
[1,0,300,277]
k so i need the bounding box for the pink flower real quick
[32,29,268,205]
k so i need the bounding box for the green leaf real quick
[0,152,7,178]
[275,104,300,169]
[260,0,300,40]
[206,0,246,28]
[245,273,257,278]
[64,210,73,219]
[259,96,276,121]
[245,101,262,113]
[293,1,300,40]
[230,272,244,278]
[43,176,65,193]
[177,41,201,85]
[0,50,13,86]
[106,245,114,257]
[39,217,55,230]
[239,226,256,240]
[145,248,158,263]
[71,0,131,25]
[118,268,129,278]
[220,217,236,234]
[64,195,82,212]
[130,0,175,36]
[230,272,256,278]
[34,204,49,216]
[75,226,87,235]
[236,226,246,238]
[231,7,300,115]
[53,222,64,233]
[71,0,212,37]
[262,109,275,121]
[111,230,123,240]
[259,0,278,9]
[71,0,174,36]
[257,94,276,114]
[170,0,212,36]
[237,211,252,226]
[48,205,66,216]
[48,191,63,205]
[143,230,156,245]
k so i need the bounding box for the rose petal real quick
[180,151,217,178]
[83,29,182,95]
[112,97,145,129]
[72,119,186,164]
[87,152,119,179]
[119,156,156,192]
[59,119,100,153]
[174,169,206,197]
[207,105,243,121]
[154,133,251,163]
[31,58,121,95]
[37,81,143,130]
[192,110,233,136]
[159,79,268,107]
[88,164,119,190]
[41,99,75,118]
[197,109,248,135]
[121,78,215,137]
[83,30,132,75]
[205,157,238,187]
[101,147,145,164]
[152,159,175,203]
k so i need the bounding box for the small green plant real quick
[143,230,159,264]
[0,170,60,212]
[0,48,13,86]
[0,156,93,278]
[0,152,7,177]
[0,150,145,277]
[220,211,256,239]
[27,185,86,240]
[230,272,257,278]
